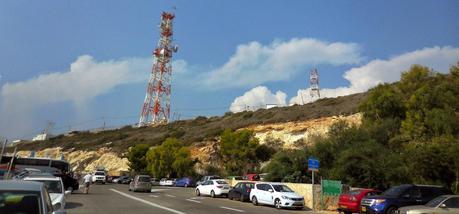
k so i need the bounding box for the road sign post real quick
[308,158,319,210]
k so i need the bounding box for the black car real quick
[119,177,133,184]
[228,182,255,202]
[360,184,453,214]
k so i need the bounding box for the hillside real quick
[14,92,367,153]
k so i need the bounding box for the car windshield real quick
[139,177,150,182]
[349,190,362,195]
[33,180,63,194]
[272,185,294,192]
[216,181,228,184]
[0,190,41,214]
[242,183,254,189]
[425,196,447,207]
[95,172,105,175]
[383,186,409,197]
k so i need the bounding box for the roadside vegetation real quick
[264,63,459,193]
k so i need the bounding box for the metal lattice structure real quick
[139,12,177,127]
[309,68,320,100]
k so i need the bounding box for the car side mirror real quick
[440,203,447,208]
[268,189,273,193]
[65,190,72,195]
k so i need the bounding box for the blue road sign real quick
[308,158,319,171]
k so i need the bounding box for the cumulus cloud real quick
[290,46,459,105]
[201,38,362,89]
[0,55,154,138]
[229,86,287,112]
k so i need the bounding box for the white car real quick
[397,195,459,214]
[24,173,71,212]
[92,171,106,184]
[250,183,304,210]
[159,178,176,186]
[195,179,230,198]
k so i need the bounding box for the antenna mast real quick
[309,68,320,101]
[139,11,178,127]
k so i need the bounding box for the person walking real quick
[83,173,92,194]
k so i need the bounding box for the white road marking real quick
[166,194,176,198]
[110,189,186,214]
[220,206,245,213]
[151,189,170,192]
[186,199,201,203]
[149,195,159,198]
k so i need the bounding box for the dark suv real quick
[360,184,453,214]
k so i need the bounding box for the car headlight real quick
[281,196,291,200]
[374,199,386,204]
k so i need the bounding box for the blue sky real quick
[1,0,458,139]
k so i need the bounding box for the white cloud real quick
[230,86,287,112]
[0,55,152,138]
[290,46,459,105]
[201,38,362,89]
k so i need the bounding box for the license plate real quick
[361,206,366,212]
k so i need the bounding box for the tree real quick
[219,129,263,175]
[172,147,196,177]
[127,144,150,174]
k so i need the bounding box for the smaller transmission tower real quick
[309,68,320,100]
[139,11,178,127]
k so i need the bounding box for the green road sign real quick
[322,180,342,196]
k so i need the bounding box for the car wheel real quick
[275,199,281,209]
[128,188,131,191]
[240,194,244,202]
[229,194,233,200]
[195,189,201,196]
[102,182,105,184]
[385,206,397,214]
[252,196,258,206]
[210,190,215,198]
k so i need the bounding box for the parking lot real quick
[66,183,329,214]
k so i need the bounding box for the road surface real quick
[65,183,330,214]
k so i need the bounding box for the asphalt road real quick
[65,183,329,214]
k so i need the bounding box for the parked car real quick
[150,177,160,186]
[250,183,304,210]
[119,177,133,184]
[113,176,128,183]
[243,174,260,181]
[107,176,119,183]
[129,175,152,192]
[227,175,244,180]
[195,179,230,198]
[175,177,195,187]
[228,181,255,202]
[0,180,66,214]
[23,173,71,212]
[159,178,176,186]
[337,188,381,214]
[196,175,222,186]
[397,195,459,214]
[361,184,453,214]
[92,171,106,184]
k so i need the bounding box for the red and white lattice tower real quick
[139,12,178,127]
[309,68,320,100]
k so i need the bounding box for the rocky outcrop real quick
[246,113,362,148]
[16,147,129,176]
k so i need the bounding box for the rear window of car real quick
[0,191,41,213]
[349,190,362,195]
[139,177,151,182]
[243,183,255,189]
[95,172,105,175]
[216,181,228,184]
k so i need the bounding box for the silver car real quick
[0,180,66,214]
[129,175,152,192]
[397,195,459,214]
